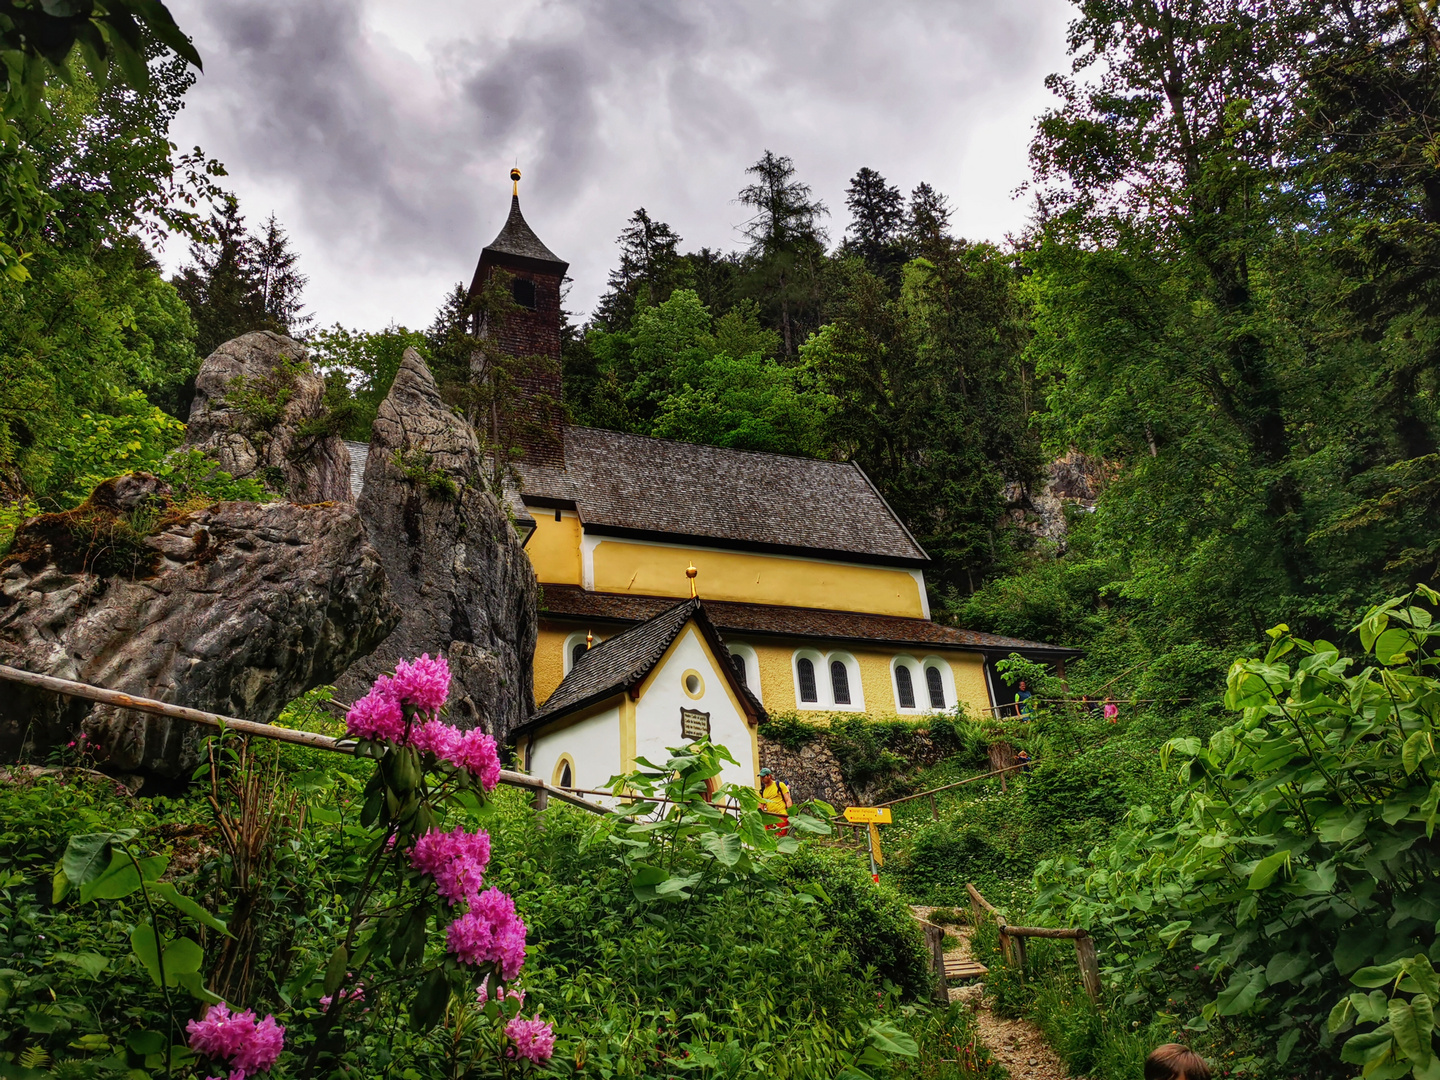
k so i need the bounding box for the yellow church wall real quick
[589,539,926,619]
[525,510,582,586]
[536,623,994,725]
[730,638,993,721]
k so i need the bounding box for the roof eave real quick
[577,521,931,569]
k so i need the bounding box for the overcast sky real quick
[162,0,1074,332]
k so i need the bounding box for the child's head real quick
[1144,1044,1210,1080]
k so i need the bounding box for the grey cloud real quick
[167,0,1070,329]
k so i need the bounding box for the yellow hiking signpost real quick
[843,807,892,883]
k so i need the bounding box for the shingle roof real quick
[480,195,568,273]
[517,598,766,735]
[512,427,928,565]
[538,585,1082,658]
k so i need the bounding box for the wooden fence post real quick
[929,794,938,820]
[1074,931,1101,1002]
[923,922,949,1003]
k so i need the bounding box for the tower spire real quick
[511,166,521,199]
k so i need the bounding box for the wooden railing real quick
[966,882,1101,1001]
[0,664,608,815]
[876,760,1035,819]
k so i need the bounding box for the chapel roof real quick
[516,597,766,735]
[538,585,1083,659]
[471,193,569,285]
[512,427,929,566]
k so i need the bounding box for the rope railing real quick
[0,664,609,816]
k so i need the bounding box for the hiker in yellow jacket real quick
[758,767,793,837]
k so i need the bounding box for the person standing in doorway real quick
[758,768,793,837]
[1015,679,1034,719]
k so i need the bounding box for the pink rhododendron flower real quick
[344,676,404,743]
[447,887,527,979]
[187,1003,284,1077]
[318,984,365,1012]
[477,980,525,1007]
[411,827,492,905]
[410,718,460,759]
[446,728,501,790]
[505,1017,555,1062]
[392,654,450,714]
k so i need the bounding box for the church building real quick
[468,172,1078,788]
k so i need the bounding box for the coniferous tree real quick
[906,182,954,259]
[252,213,311,337]
[593,209,682,330]
[172,199,262,357]
[737,150,829,355]
[842,166,906,280]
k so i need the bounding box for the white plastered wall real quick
[636,626,756,790]
[528,705,621,796]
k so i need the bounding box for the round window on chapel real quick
[685,672,702,695]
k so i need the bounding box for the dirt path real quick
[912,906,1073,1080]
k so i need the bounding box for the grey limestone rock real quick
[184,331,352,503]
[0,498,398,778]
[335,348,537,737]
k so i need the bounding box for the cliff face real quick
[334,348,538,737]
[0,486,397,780]
[184,331,353,503]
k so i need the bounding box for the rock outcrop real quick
[184,331,352,503]
[0,492,397,779]
[758,734,855,809]
[335,349,537,738]
[1004,450,1112,553]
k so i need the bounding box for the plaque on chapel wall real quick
[680,708,711,741]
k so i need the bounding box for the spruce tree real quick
[907,182,953,259]
[737,150,828,355]
[593,208,682,330]
[252,213,311,337]
[842,166,905,278]
[172,199,262,357]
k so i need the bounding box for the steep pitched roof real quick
[512,427,928,566]
[515,598,766,736]
[537,585,1083,659]
[472,195,569,281]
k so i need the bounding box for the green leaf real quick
[1329,996,1356,1034]
[1376,627,1417,665]
[131,923,162,987]
[1247,849,1290,890]
[1340,1025,1396,1066]
[1354,961,1407,988]
[700,832,742,867]
[125,1030,166,1055]
[80,851,139,902]
[324,945,349,996]
[1390,997,1432,1067]
[151,882,231,936]
[1276,1028,1300,1064]
[1265,951,1311,985]
[866,1021,919,1057]
[175,968,223,1004]
[1192,933,1222,954]
[62,832,124,888]
[1404,730,1434,775]
[1402,956,1440,1002]
[163,937,203,978]
[409,967,450,1032]
[51,862,70,904]
[1215,968,1266,1015]
[64,952,109,978]
[1420,784,1440,839]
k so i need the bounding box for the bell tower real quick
[467,168,569,468]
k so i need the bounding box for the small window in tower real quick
[572,641,586,667]
[512,278,537,310]
[831,660,851,705]
[896,665,916,709]
[926,666,946,709]
[797,657,817,703]
[733,653,747,685]
[559,761,573,788]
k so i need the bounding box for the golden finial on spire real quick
[510,166,522,197]
[686,562,698,598]
[585,629,593,650]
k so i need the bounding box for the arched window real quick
[926,666,945,708]
[732,653,747,685]
[512,278,537,309]
[896,665,916,709]
[559,761,573,788]
[797,657,817,703]
[831,660,851,705]
[572,641,587,666]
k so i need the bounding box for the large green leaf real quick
[81,850,167,902]
[1247,849,1290,890]
[131,923,162,987]
[700,832,742,867]
[324,945,349,996]
[409,968,450,1032]
[151,882,230,936]
[866,1021,919,1057]
[62,831,129,889]
[163,936,204,978]
[1265,951,1311,985]
[1215,968,1265,1015]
